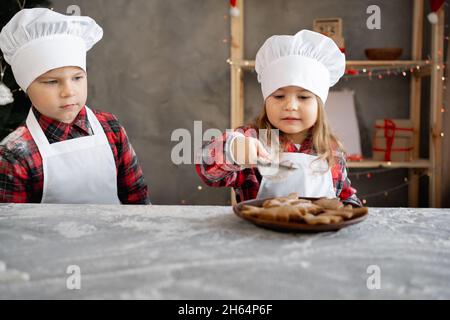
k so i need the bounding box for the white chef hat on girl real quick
[255,29,345,104]
[0,8,103,92]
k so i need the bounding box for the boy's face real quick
[27,66,87,124]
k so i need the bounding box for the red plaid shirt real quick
[0,106,149,204]
[196,126,362,206]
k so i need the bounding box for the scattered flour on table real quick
[0,270,30,282]
[21,234,39,241]
[0,260,30,282]
[300,261,311,268]
[433,238,450,248]
[54,222,97,238]
[113,219,159,230]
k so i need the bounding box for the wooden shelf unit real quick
[229,0,445,207]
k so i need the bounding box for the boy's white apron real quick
[26,106,120,204]
[256,152,336,199]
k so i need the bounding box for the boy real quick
[0,8,149,204]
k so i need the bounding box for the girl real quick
[196,30,361,207]
[0,8,149,204]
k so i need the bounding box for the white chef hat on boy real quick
[255,29,346,104]
[0,8,103,92]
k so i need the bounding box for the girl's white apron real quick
[256,152,336,199]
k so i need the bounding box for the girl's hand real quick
[231,136,271,168]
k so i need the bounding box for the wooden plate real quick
[233,197,369,233]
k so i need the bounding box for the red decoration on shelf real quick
[372,119,414,161]
[428,0,446,24]
[345,69,359,75]
[230,0,240,17]
[346,154,363,161]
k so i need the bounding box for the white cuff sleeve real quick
[224,131,246,169]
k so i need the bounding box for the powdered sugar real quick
[54,221,97,238]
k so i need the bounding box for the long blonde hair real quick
[251,96,344,168]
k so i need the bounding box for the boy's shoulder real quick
[91,108,118,121]
[90,108,123,134]
[0,124,35,160]
[91,108,119,123]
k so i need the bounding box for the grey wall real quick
[51,0,444,206]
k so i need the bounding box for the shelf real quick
[346,60,428,67]
[229,59,431,71]
[347,159,430,169]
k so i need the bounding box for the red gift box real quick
[372,119,414,162]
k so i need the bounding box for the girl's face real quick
[265,86,318,143]
[27,66,87,124]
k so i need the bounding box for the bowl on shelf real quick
[364,48,403,60]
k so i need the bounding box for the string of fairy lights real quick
[343,61,434,80]
[357,173,425,203]
[352,163,445,204]
[349,167,424,204]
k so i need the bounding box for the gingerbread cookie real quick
[241,205,299,223]
[302,213,343,225]
[312,198,344,210]
[240,193,367,226]
[262,192,308,208]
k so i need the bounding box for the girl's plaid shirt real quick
[196,126,362,207]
